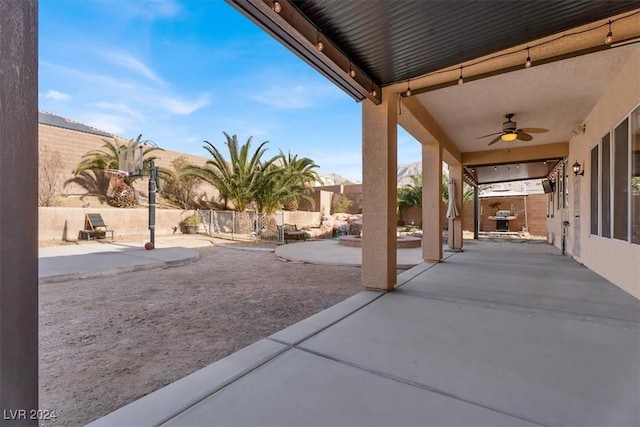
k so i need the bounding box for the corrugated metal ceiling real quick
[291,0,639,85]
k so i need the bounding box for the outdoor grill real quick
[488,210,517,232]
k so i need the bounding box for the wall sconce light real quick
[572,161,584,176]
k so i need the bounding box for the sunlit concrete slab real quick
[162,348,539,427]
[39,246,199,284]
[275,239,425,268]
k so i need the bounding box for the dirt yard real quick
[39,244,362,426]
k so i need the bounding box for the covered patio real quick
[1,1,639,424]
[90,240,640,426]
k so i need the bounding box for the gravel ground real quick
[39,244,362,426]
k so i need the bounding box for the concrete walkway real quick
[89,239,640,427]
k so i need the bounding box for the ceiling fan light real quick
[501,132,518,142]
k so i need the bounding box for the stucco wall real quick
[479,194,547,236]
[39,123,219,202]
[559,50,640,298]
[38,207,198,241]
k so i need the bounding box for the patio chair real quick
[79,213,114,240]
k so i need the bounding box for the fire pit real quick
[339,235,421,248]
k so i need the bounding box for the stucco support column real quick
[0,0,39,422]
[448,163,464,251]
[422,143,443,261]
[362,90,397,291]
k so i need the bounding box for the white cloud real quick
[156,94,210,115]
[249,84,317,110]
[93,102,143,121]
[44,90,71,101]
[103,50,165,86]
[81,113,133,135]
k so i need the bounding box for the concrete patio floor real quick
[89,240,640,427]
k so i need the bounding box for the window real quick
[590,146,598,235]
[614,119,629,241]
[602,134,611,238]
[632,107,640,244]
[590,105,639,245]
[564,163,569,209]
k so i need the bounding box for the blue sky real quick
[39,0,421,182]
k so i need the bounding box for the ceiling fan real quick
[477,113,549,146]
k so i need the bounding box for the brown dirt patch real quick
[39,245,361,426]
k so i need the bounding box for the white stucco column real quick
[362,90,398,291]
[422,143,443,261]
[448,163,464,251]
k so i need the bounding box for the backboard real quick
[118,145,144,176]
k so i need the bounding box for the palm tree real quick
[68,134,164,206]
[441,170,474,203]
[72,135,163,186]
[254,150,320,213]
[397,174,422,221]
[182,132,276,212]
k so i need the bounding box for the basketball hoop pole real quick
[148,159,158,246]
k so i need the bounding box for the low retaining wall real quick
[39,207,195,241]
[39,208,325,242]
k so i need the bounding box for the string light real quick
[399,10,639,87]
[405,80,411,97]
[605,20,613,44]
[348,62,356,78]
[458,66,464,85]
[316,31,324,51]
[272,1,281,13]
[525,47,532,68]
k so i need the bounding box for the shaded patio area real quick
[90,240,639,426]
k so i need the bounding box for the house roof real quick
[38,111,113,138]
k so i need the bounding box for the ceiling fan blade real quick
[476,132,502,139]
[516,131,533,141]
[520,127,548,134]
[487,135,502,146]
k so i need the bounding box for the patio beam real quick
[463,142,569,166]
[0,0,39,422]
[362,88,397,291]
[398,97,461,165]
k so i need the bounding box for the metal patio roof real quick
[290,0,639,86]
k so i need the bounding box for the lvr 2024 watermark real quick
[3,409,58,421]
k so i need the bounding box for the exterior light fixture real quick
[405,80,411,97]
[525,47,532,68]
[457,66,464,85]
[272,1,282,13]
[605,21,613,44]
[371,88,377,97]
[572,161,584,176]
[501,132,518,142]
[316,40,324,51]
[348,62,356,78]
